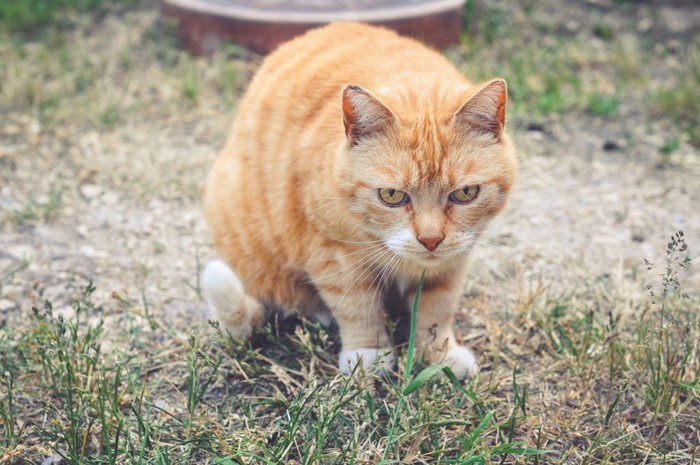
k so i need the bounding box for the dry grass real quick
[1,239,698,463]
[1,0,699,463]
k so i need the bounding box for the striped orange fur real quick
[203,22,517,377]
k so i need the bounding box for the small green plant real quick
[11,190,62,226]
[660,136,681,156]
[378,272,551,463]
[462,0,509,46]
[182,67,200,103]
[635,231,696,414]
[653,43,700,147]
[592,23,615,41]
[97,104,121,127]
[0,0,134,32]
[0,337,20,449]
[182,336,222,461]
[588,92,620,118]
[29,283,107,463]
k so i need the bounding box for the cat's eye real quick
[379,188,409,206]
[449,186,480,204]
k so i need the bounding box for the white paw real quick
[202,260,253,339]
[203,260,244,297]
[443,346,479,379]
[339,347,395,375]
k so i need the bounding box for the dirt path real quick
[1,1,699,336]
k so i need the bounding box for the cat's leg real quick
[333,295,395,375]
[287,281,334,327]
[202,260,265,339]
[313,276,394,374]
[409,277,478,379]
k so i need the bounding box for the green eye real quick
[449,185,480,204]
[379,188,409,206]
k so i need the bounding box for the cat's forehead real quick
[370,151,466,188]
[394,123,474,181]
[366,129,506,190]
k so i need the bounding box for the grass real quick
[652,41,700,147]
[0,0,248,132]
[0,0,136,32]
[0,1,250,202]
[1,0,699,463]
[10,189,62,227]
[455,2,641,118]
[0,233,697,463]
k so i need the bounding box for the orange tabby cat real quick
[203,22,517,378]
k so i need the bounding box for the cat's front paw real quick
[339,348,395,375]
[443,346,479,379]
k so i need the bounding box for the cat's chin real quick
[400,251,463,270]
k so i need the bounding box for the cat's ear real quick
[341,85,396,146]
[454,79,507,140]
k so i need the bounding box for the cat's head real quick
[337,80,517,269]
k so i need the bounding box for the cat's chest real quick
[394,276,412,299]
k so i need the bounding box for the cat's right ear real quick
[454,79,507,141]
[341,85,396,146]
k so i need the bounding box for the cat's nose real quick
[417,235,444,252]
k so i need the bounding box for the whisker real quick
[298,242,386,263]
[452,226,542,247]
[332,248,394,322]
[316,229,386,245]
[469,239,535,270]
[302,243,389,286]
[459,247,519,289]
[367,252,403,329]
[363,253,401,327]
[306,197,347,216]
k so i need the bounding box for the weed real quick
[11,190,62,227]
[0,337,19,449]
[0,259,30,285]
[588,92,619,118]
[0,0,135,32]
[660,136,681,156]
[28,283,106,462]
[635,231,696,415]
[653,43,700,147]
[183,336,222,461]
[592,23,615,41]
[97,104,121,128]
[182,66,200,103]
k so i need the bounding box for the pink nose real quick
[417,235,444,252]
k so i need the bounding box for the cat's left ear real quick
[341,85,396,146]
[454,79,507,141]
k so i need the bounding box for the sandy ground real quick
[1,1,699,342]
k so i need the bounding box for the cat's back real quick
[232,22,469,142]
[250,22,447,91]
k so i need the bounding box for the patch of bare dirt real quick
[1,0,698,338]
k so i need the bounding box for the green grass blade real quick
[459,455,486,465]
[677,381,700,392]
[405,270,426,377]
[491,442,553,455]
[464,411,494,451]
[403,364,447,395]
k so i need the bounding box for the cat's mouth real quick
[384,236,460,266]
[409,250,452,267]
